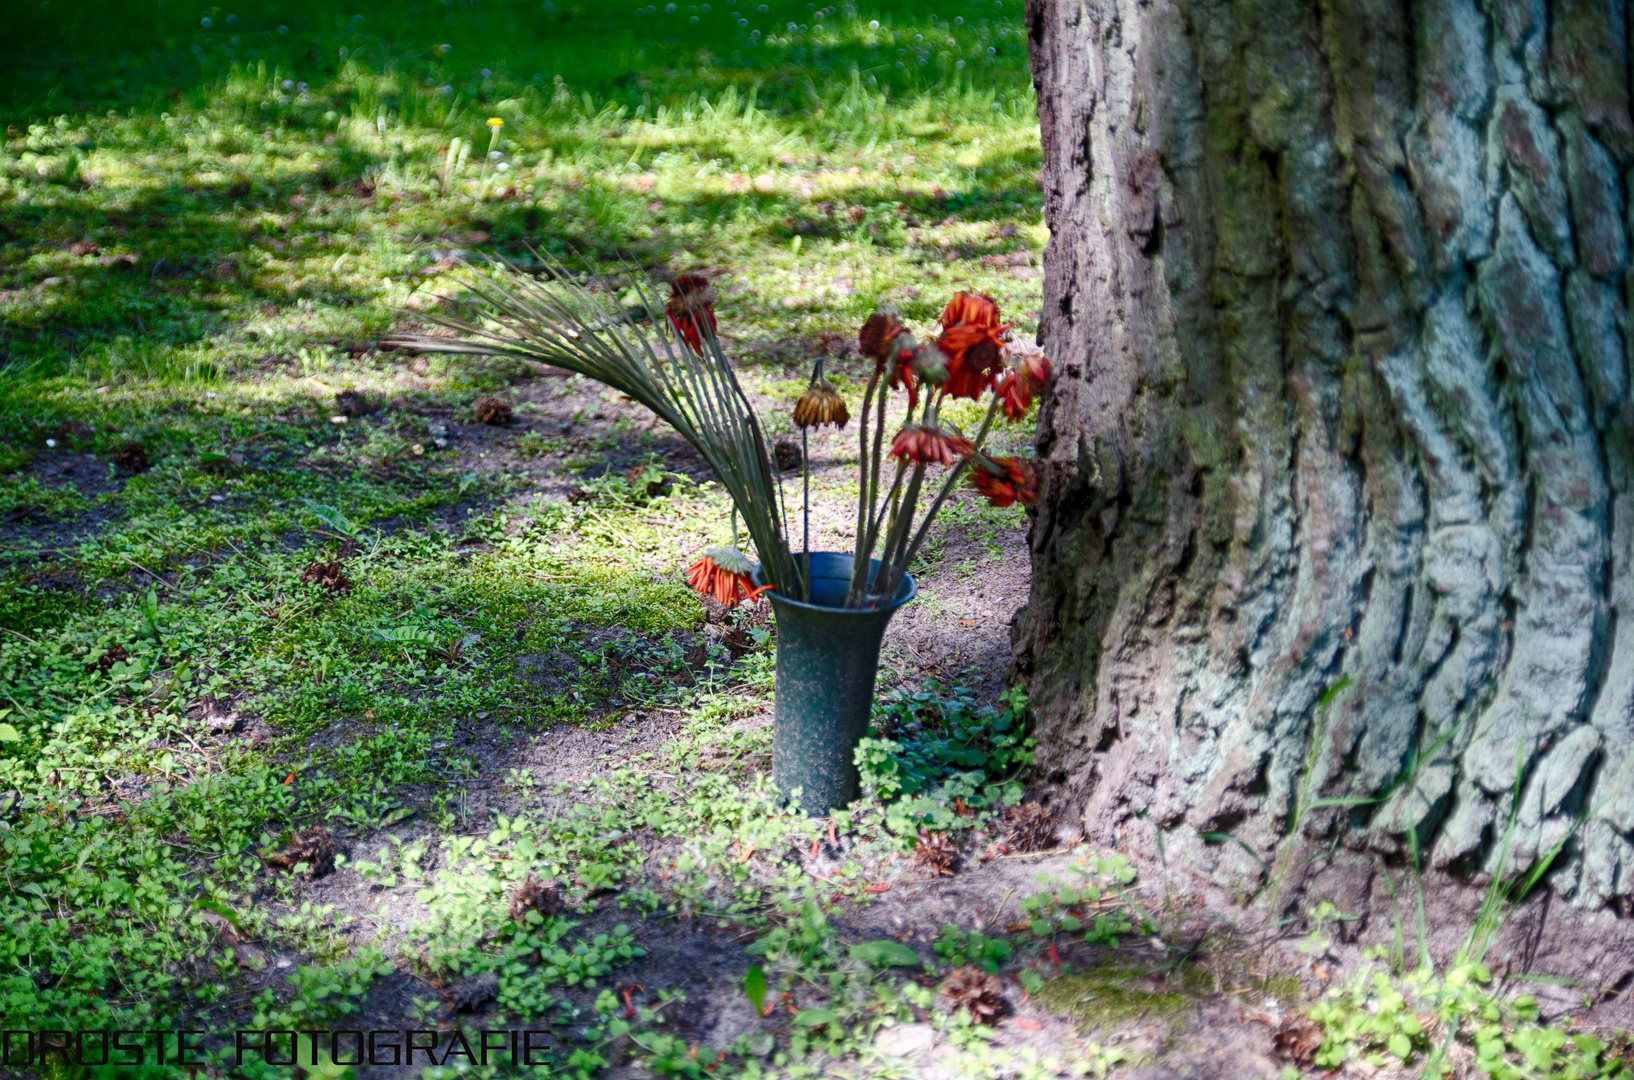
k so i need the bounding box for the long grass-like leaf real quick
[388,256,800,592]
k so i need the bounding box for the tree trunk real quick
[1018,0,1633,917]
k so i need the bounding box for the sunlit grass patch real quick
[1,0,1045,374]
[0,0,1060,1068]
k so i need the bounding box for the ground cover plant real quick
[1,2,1627,1079]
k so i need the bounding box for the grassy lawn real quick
[0,3,1141,1078]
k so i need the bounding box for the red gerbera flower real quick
[891,424,974,466]
[857,307,923,407]
[969,457,1041,507]
[943,334,1006,399]
[937,292,1010,400]
[940,292,1003,331]
[889,348,921,409]
[667,273,718,352]
[997,371,1031,420]
[859,310,907,361]
[685,546,772,609]
[997,347,1052,420]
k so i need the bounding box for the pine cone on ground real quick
[112,442,149,473]
[508,873,563,922]
[1002,803,1061,853]
[472,396,512,426]
[1272,1014,1324,1065]
[301,560,353,594]
[446,971,499,1012]
[264,827,335,876]
[624,464,673,499]
[87,644,129,674]
[334,388,377,417]
[773,438,803,471]
[914,830,959,876]
[938,966,1006,1024]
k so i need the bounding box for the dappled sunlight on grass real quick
[0,3,1076,1075]
[1,1,1043,389]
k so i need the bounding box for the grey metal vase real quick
[753,552,917,815]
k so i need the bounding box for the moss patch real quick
[1260,970,1303,1010]
[1035,962,1216,1035]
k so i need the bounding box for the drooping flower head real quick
[858,307,907,362]
[968,456,1041,507]
[794,379,850,429]
[939,292,1002,330]
[685,546,771,609]
[857,304,924,407]
[891,424,974,467]
[936,292,1010,400]
[945,337,1006,399]
[996,343,1053,420]
[997,371,1032,421]
[1016,345,1051,388]
[666,273,718,352]
[888,346,921,409]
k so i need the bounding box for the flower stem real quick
[898,393,1004,574]
[849,371,892,605]
[875,461,926,602]
[855,378,877,522]
[801,427,810,603]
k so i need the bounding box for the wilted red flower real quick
[997,372,1031,420]
[891,424,974,466]
[940,292,1002,330]
[1017,347,1051,386]
[969,457,1041,507]
[937,292,1010,400]
[887,347,921,409]
[667,273,718,352]
[685,546,772,608]
[997,348,1052,420]
[794,380,849,429]
[859,310,907,361]
[943,336,1006,399]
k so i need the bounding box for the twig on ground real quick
[118,556,172,589]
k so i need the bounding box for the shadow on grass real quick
[0,153,1041,371]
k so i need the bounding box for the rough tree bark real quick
[1017,0,1633,923]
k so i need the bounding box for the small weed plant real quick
[854,681,1036,835]
[1307,957,1629,1079]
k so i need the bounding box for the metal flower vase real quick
[754,552,917,814]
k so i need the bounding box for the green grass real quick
[0,3,1059,1076]
[0,0,1044,387]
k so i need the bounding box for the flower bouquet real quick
[392,260,1050,809]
